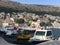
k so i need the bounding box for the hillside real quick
[0,0,60,16]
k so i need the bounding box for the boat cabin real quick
[29,29,54,41]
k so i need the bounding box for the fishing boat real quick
[29,29,54,42]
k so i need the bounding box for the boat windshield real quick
[23,30,35,34]
[46,31,52,36]
[18,29,35,35]
[36,31,45,36]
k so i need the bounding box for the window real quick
[46,31,52,36]
[23,30,35,34]
[36,31,45,35]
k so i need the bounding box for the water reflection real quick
[1,35,46,45]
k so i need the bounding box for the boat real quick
[15,27,36,40]
[29,29,54,42]
[0,26,18,36]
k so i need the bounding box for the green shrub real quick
[15,18,25,24]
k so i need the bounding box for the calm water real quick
[49,28,60,39]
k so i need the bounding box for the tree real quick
[40,22,46,27]
[15,18,25,24]
[40,21,52,27]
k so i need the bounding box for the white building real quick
[52,21,60,28]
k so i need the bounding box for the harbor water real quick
[49,28,60,40]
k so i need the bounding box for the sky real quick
[12,0,60,6]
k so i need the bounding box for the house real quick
[52,21,60,28]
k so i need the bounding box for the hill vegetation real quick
[0,0,60,16]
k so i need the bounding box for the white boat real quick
[29,29,54,42]
[5,26,18,36]
[0,26,18,36]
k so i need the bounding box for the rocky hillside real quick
[0,0,60,16]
